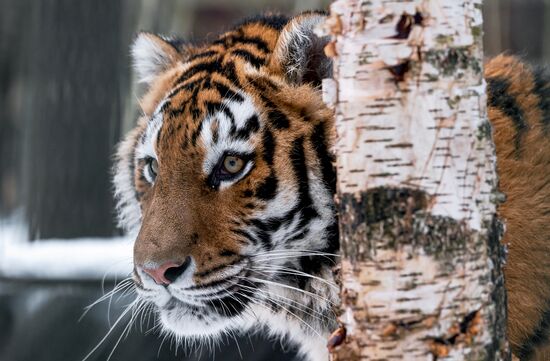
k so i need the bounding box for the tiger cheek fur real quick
[113,12,550,361]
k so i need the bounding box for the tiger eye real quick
[149,158,159,177]
[223,156,244,174]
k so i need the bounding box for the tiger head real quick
[114,12,338,358]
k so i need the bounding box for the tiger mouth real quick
[155,277,259,337]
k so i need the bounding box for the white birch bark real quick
[322,0,509,359]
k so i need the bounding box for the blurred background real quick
[0,0,547,360]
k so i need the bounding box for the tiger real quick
[112,11,550,361]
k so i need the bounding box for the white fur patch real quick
[135,103,165,161]
[113,125,144,235]
[200,93,259,189]
[131,33,176,84]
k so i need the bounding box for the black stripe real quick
[324,220,340,254]
[290,137,319,229]
[167,78,203,100]
[213,81,244,102]
[187,50,219,62]
[194,258,243,278]
[231,49,266,68]
[310,123,337,193]
[219,249,238,258]
[222,107,236,131]
[190,120,204,146]
[533,66,550,134]
[205,101,222,115]
[236,35,271,53]
[249,217,283,235]
[247,207,313,249]
[214,32,272,54]
[245,137,321,239]
[208,281,257,317]
[249,76,280,93]
[220,61,241,88]
[174,60,221,86]
[516,301,550,360]
[166,103,185,119]
[266,108,290,129]
[235,14,290,32]
[235,115,260,140]
[186,84,202,120]
[258,94,289,129]
[487,77,528,159]
[186,278,231,291]
[255,172,278,200]
[232,228,259,245]
[255,228,272,249]
[262,128,276,165]
[167,78,204,109]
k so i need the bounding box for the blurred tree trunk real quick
[21,1,125,239]
[323,0,509,359]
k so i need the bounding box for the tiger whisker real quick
[80,277,134,322]
[109,299,150,361]
[157,326,170,357]
[237,275,335,305]
[205,283,260,322]
[238,273,337,321]
[209,295,248,360]
[250,252,338,264]
[235,290,324,339]
[237,282,332,323]
[228,328,243,359]
[254,249,339,256]
[82,298,138,361]
[248,265,339,290]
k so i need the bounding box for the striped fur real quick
[113,13,550,361]
[486,55,550,361]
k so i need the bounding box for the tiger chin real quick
[113,11,550,361]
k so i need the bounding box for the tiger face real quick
[114,13,338,359]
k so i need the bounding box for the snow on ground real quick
[0,222,133,280]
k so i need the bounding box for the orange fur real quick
[487,55,550,360]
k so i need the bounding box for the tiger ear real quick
[131,32,183,85]
[272,12,332,86]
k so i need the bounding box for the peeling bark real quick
[322,0,509,360]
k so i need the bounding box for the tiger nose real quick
[142,256,192,285]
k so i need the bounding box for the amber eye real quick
[222,155,244,174]
[148,158,159,180]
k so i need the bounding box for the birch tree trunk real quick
[322,0,510,359]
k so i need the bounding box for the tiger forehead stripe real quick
[199,92,261,176]
[168,22,280,92]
